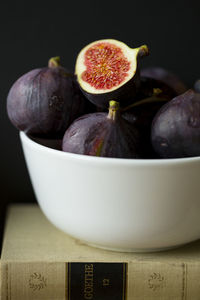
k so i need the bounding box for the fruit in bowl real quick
[141,66,187,96]
[7,38,200,252]
[151,89,200,158]
[62,100,142,158]
[20,131,200,252]
[75,39,149,108]
[7,57,89,137]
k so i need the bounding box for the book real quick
[1,204,200,300]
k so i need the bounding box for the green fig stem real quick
[48,56,61,68]
[107,100,120,120]
[136,45,149,57]
[153,88,163,95]
[122,95,169,112]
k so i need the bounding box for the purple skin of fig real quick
[123,101,165,158]
[122,76,176,128]
[141,67,187,96]
[194,79,200,94]
[7,57,90,138]
[151,89,200,158]
[121,77,175,158]
[62,101,142,158]
[138,76,177,100]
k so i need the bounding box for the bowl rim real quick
[20,131,200,166]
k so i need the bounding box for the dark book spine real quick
[68,262,127,300]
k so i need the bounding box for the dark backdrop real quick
[0,0,200,236]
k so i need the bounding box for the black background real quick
[0,0,200,235]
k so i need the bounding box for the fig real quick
[121,89,170,158]
[62,100,141,158]
[75,39,149,108]
[138,76,176,100]
[122,102,166,158]
[7,57,89,137]
[118,75,175,126]
[141,66,187,96]
[194,79,200,94]
[120,77,175,158]
[151,89,200,158]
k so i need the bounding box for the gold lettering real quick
[85,264,93,271]
[103,278,110,286]
[84,264,94,300]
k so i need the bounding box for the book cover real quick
[1,204,200,300]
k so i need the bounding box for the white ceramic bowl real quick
[20,131,200,252]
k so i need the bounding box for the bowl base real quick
[86,242,185,253]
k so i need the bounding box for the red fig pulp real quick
[75,39,149,108]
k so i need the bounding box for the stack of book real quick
[1,204,200,299]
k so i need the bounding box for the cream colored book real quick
[1,204,200,300]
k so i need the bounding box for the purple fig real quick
[62,100,142,158]
[141,66,187,96]
[123,101,166,158]
[194,79,200,94]
[151,89,200,158]
[121,80,173,158]
[75,39,149,108]
[7,57,89,137]
[138,76,176,100]
[121,76,175,127]
[122,76,173,129]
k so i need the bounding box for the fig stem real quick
[107,100,120,120]
[135,45,149,57]
[122,96,169,112]
[48,56,61,68]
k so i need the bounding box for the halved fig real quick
[75,39,149,108]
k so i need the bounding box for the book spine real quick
[2,261,200,299]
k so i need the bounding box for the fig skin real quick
[7,57,89,137]
[62,101,142,158]
[138,76,177,100]
[122,76,176,126]
[121,76,174,158]
[123,101,166,158]
[151,89,200,158]
[141,67,187,96]
[194,79,200,94]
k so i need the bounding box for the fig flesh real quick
[75,39,149,108]
[7,57,88,137]
[141,67,187,96]
[62,101,141,158]
[151,89,200,158]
